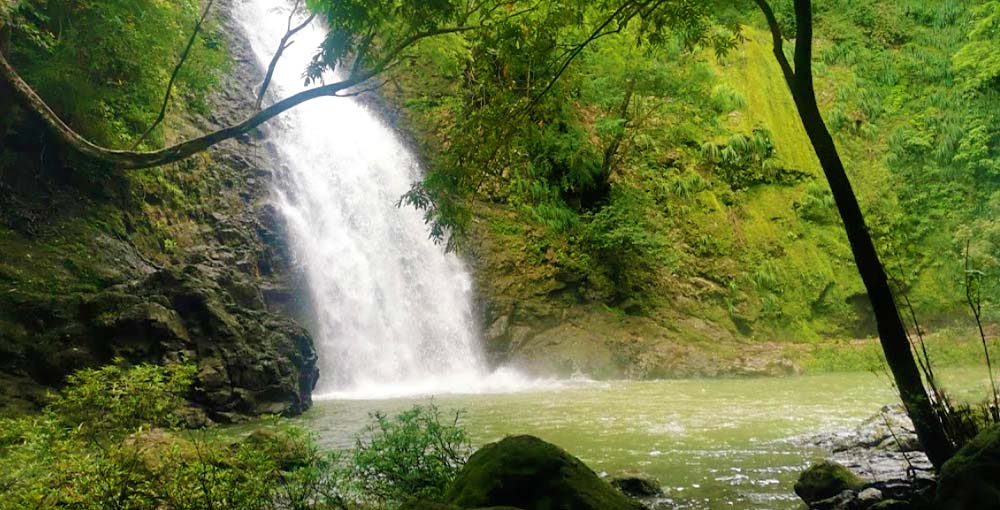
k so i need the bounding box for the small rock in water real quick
[611,476,664,498]
[811,489,855,510]
[857,487,883,505]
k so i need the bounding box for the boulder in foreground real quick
[446,435,645,510]
[400,502,524,510]
[794,460,864,504]
[936,424,1000,510]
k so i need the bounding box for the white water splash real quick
[233,0,546,399]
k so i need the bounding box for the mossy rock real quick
[793,460,863,504]
[936,424,1000,510]
[610,476,663,498]
[445,435,644,510]
[400,502,523,510]
[870,500,915,510]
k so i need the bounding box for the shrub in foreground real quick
[0,363,469,510]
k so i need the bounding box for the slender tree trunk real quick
[754,0,956,468]
[0,22,11,143]
[602,80,634,176]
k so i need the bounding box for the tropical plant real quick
[348,404,471,504]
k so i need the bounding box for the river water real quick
[301,369,991,510]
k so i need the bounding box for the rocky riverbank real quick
[791,405,936,509]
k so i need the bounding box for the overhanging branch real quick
[0,16,484,170]
[0,45,368,168]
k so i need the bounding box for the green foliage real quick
[953,2,1000,92]
[381,0,1000,344]
[701,128,807,189]
[0,364,474,510]
[710,84,749,113]
[796,181,838,224]
[349,404,470,504]
[585,188,675,305]
[5,0,226,148]
[305,0,464,81]
[46,361,194,441]
[0,363,347,510]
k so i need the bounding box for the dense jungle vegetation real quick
[387,0,1000,350]
[2,0,999,377]
[4,0,1000,509]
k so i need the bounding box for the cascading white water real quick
[234,0,534,399]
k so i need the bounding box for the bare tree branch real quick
[965,240,1000,415]
[334,78,390,98]
[256,1,316,110]
[131,0,217,149]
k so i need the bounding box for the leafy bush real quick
[0,364,472,510]
[348,404,471,504]
[584,188,675,307]
[0,363,346,510]
[46,361,195,441]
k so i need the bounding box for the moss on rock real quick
[794,460,864,504]
[936,424,1000,510]
[401,503,524,510]
[445,435,644,510]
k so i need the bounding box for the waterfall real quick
[234,0,530,399]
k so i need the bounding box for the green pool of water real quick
[299,368,994,510]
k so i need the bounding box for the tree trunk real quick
[755,0,956,468]
[0,22,11,143]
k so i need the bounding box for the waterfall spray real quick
[235,0,533,399]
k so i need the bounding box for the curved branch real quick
[0,46,368,169]
[0,21,481,170]
[752,0,796,90]
[521,0,639,117]
[256,1,316,110]
[132,0,217,149]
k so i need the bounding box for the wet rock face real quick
[796,405,935,486]
[102,266,318,420]
[7,265,318,422]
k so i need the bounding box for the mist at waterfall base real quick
[235,0,549,400]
